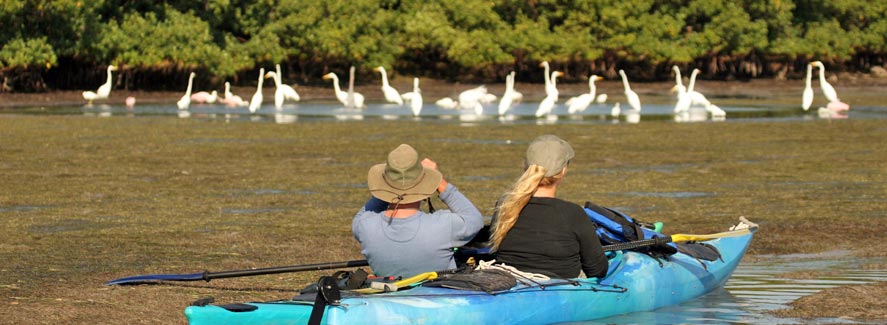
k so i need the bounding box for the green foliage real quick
[0,37,58,69]
[3,0,887,87]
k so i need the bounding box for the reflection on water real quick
[45,99,885,125]
[578,253,887,325]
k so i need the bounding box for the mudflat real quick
[1,115,885,323]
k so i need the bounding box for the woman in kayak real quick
[490,135,609,278]
[353,144,484,278]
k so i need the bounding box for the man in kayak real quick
[489,135,609,279]
[353,144,484,278]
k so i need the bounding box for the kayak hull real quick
[186,231,754,324]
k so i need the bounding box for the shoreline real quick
[3,73,887,109]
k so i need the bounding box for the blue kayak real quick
[185,227,755,324]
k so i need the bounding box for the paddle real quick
[601,225,755,252]
[106,221,756,285]
[105,259,369,285]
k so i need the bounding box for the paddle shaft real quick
[202,260,370,281]
[603,236,671,252]
[602,227,752,252]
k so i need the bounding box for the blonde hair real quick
[489,164,564,251]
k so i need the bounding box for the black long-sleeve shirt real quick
[495,197,609,278]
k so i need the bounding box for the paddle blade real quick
[105,272,206,285]
[671,227,753,243]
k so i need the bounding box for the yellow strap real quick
[351,271,439,294]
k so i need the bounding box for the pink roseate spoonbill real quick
[221,82,247,107]
[177,72,196,110]
[191,91,218,104]
[125,96,136,108]
[82,65,117,104]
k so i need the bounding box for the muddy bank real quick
[2,114,886,323]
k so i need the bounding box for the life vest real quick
[584,201,721,262]
[584,201,678,257]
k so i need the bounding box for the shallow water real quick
[576,253,887,325]
[5,99,885,124]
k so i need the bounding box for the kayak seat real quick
[423,269,517,294]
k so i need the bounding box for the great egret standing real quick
[498,72,516,115]
[264,67,300,109]
[82,65,117,104]
[373,66,403,105]
[408,78,422,116]
[323,70,365,108]
[248,68,265,113]
[177,72,196,110]
[535,71,563,117]
[802,63,814,111]
[566,75,602,114]
[618,70,641,112]
[810,61,839,103]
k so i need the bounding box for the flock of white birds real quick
[82,61,850,119]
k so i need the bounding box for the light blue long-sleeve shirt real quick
[352,183,483,277]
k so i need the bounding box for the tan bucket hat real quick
[367,144,442,204]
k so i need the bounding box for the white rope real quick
[475,259,550,284]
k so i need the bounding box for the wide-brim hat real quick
[368,144,442,204]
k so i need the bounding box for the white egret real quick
[177,72,196,110]
[508,71,523,102]
[435,97,459,109]
[610,102,621,118]
[673,65,684,88]
[539,61,556,96]
[535,71,563,117]
[344,66,365,108]
[672,67,711,111]
[673,69,698,113]
[323,71,365,108]
[322,72,348,105]
[566,75,602,114]
[265,67,300,109]
[498,72,516,115]
[373,66,403,105]
[221,82,247,107]
[618,69,641,112]
[248,68,265,113]
[802,63,814,111]
[82,65,117,103]
[458,86,488,115]
[707,104,726,119]
[408,78,422,116]
[810,61,839,103]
